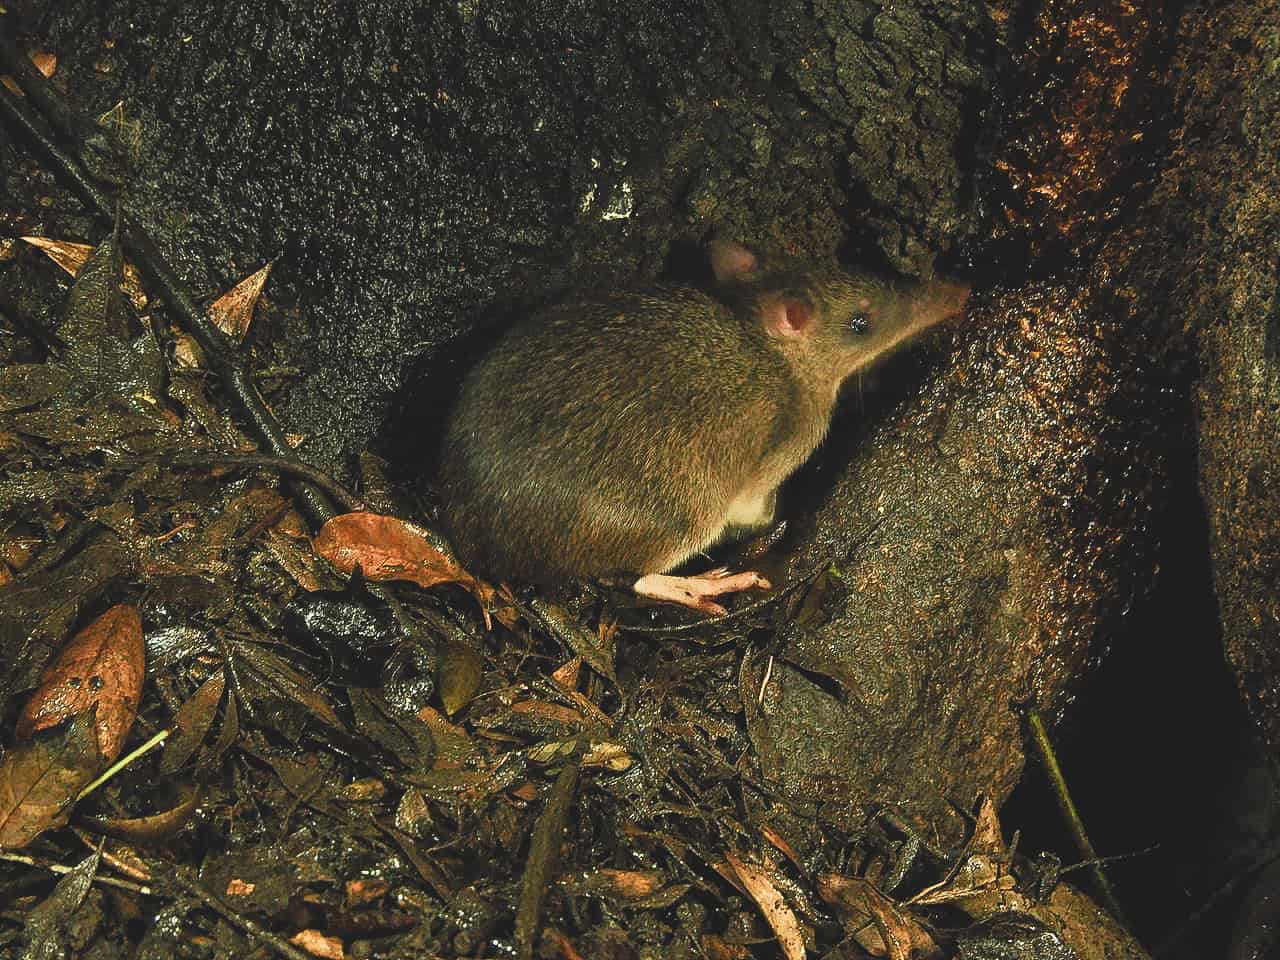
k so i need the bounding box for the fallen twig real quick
[1026,705,1129,925]
[0,67,336,528]
[515,755,582,960]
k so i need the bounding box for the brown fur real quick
[438,246,967,584]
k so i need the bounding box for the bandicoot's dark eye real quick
[847,312,869,335]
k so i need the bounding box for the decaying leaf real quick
[0,711,105,849]
[312,511,488,602]
[56,232,162,406]
[76,785,200,843]
[818,873,939,960]
[0,363,74,413]
[20,849,101,956]
[209,261,272,342]
[0,47,53,95]
[16,604,145,762]
[22,236,94,278]
[725,853,807,960]
[290,929,344,959]
[437,640,485,716]
[160,669,226,774]
[21,235,147,309]
[30,50,57,76]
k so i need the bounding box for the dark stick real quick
[0,35,431,643]
[0,77,336,529]
[0,27,128,169]
[1026,706,1130,925]
[115,452,367,513]
[514,757,581,960]
[155,862,315,960]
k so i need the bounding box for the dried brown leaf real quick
[16,604,145,762]
[0,712,104,849]
[30,51,57,77]
[76,786,200,843]
[817,873,938,960]
[290,929,344,959]
[312,511,482,595]
[22,236,94,277]
[20,236,147,309]
[0,51,57,98]
[725,853,806,960]
[209,261,272,342]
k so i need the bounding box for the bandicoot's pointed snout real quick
[917,278,971,325]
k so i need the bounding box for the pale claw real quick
[632,569,772,616]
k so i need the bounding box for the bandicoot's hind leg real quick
[633,567,771,616]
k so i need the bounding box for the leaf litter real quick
[0,203,1149,960]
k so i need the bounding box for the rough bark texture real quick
[14,0,991,474]
[756,0,1176,838]
[1172,5,1280,755]
[763,279,1167,838]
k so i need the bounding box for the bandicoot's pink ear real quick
[710,240,760,284]
[761,297,813,338]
